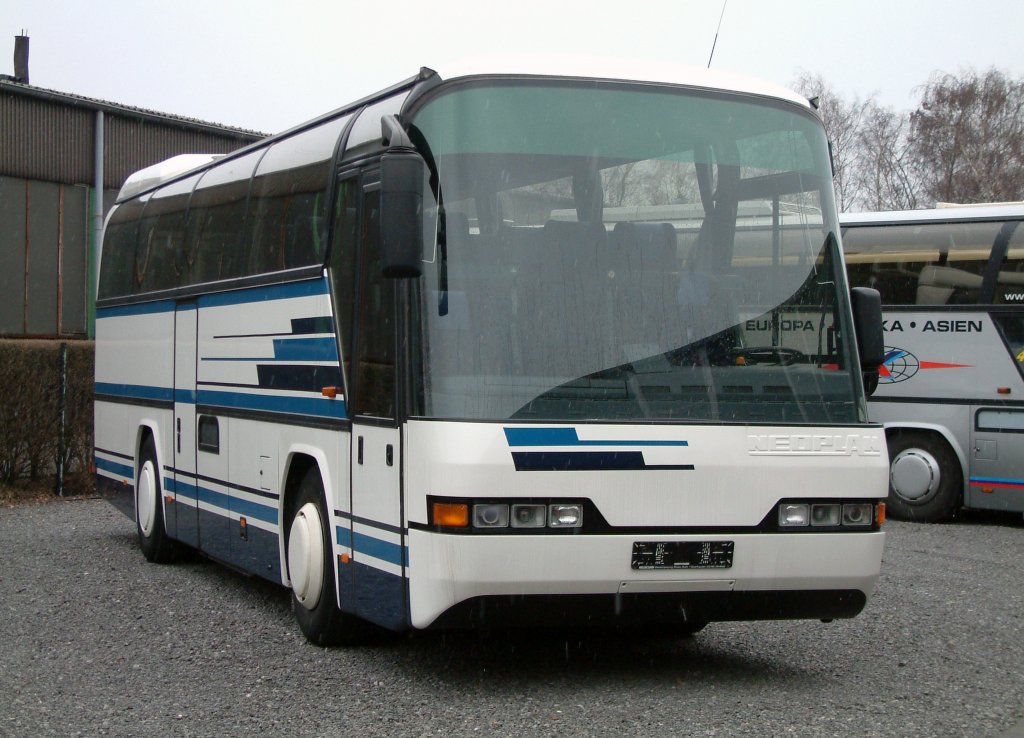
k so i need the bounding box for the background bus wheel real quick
[136,436,177,563]
[886,431,961,523]
[287,468,365,646]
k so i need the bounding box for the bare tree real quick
[792,72,868,212]
[855,101,919,211]
[910,68,1024,204]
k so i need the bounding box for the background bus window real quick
[993,222,1024,305]
[842,220,1009,306]
[993,314,1024,373]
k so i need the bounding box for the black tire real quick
[886,431,961,523]
[286,467,366,646]
[135,436,177,563]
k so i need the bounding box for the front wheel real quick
[136,436,177,563]
[287,467,367,646]
[886,431,961,523]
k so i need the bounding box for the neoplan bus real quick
[841,204,1024,522]
[95,61,887,645]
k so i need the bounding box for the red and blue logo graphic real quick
[879,346,972,383]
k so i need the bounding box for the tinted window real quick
[352,187,395,419]
[135,174,200,293]
[843,220,1010,305]
[992,221,1024,305]
[185,151,263,284]
[409,81,859,424]
[250,115,351,275]
[98,199,146,299]
[329,177,358,398]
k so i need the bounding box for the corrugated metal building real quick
[1,47,265,337]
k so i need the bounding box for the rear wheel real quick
[886,431,961,523]
[136,436,177,563]
[287,467,366,646]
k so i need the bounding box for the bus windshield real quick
[408,80,863,424]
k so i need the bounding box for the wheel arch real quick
[279,445,335,590]
[133,419,169,518]
[883,422,968,500]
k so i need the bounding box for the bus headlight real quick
[774,500,881,531]
[841,503,873,527]
[811,504,841,527]
[778,503,810,527]
[473,504,509,528]
[548,504,583,528]
[511,504,547,528]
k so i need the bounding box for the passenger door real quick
[347,174,407,629]
[172,302,199,547]
[969,313,1024,512]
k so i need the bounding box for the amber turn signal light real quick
[432,502,469,527]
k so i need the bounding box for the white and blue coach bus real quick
[95,61,887,645]
[842,204,1024,522]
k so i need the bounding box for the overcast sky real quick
[4,0,1023,135]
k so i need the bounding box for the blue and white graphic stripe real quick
[503,427,693,471]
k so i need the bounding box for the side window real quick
[993,221,1024,305]
[249,115,351,275]
[993,314,1024,374]
[843,222,1000,306]
[98,199,145,300]
[197,415,220,454]
[184,151,262,284]
[329,177,358,402]
[134,175,197,293]
[352,185,395,419]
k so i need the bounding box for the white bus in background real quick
[841,204,1024,522]
[95,60,887,646]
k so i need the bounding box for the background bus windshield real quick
[408,81,863,424]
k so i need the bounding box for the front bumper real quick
[407,529,885,629]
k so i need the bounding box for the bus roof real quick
[430,56,813,110]
[840,203,1024,227]
[115,60,814,203]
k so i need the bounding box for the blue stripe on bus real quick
[196,389,347,418]
[503,427,689,447]
[336,526,406,567]
[95,382,345,418]
[166,477,278,524]
[95,280,328,320]
[95,456,134,479]
[96,299,178,318]
[95,382,175,404]
[970,476,1024,488]
[510,450,693,471]
[272,337,338,361]
[201,336,339,363]
[175,388,198,404]
[197,279,329,309]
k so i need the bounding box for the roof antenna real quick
[707,0,728,69]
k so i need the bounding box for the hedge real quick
[0,339,94,494]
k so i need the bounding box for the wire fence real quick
[0,339,94,495]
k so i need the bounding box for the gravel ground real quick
[1,497,1022,737]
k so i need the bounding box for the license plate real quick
[631,541,734,570]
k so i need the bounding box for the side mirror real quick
[379,115,424,278]
[850,287,884,396]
